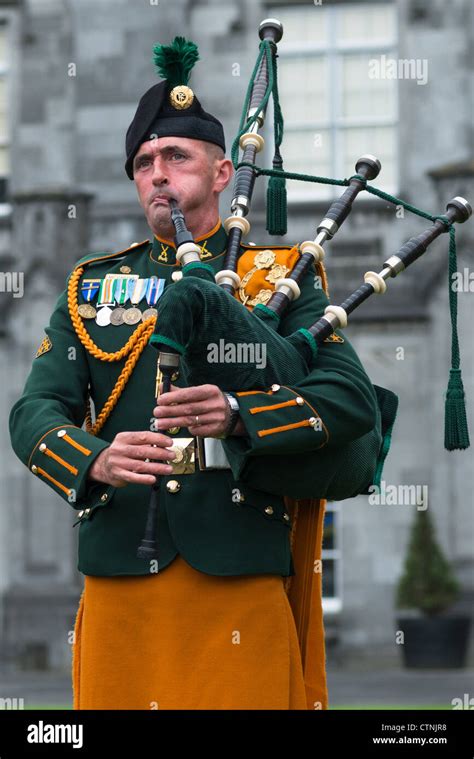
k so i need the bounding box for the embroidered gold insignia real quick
[324,333,345,343]
[265,264,289,284]
[239,255,289,306]
[254,249,275,269]
[158,245,169,263]
[199,240,212,259]
[35,335,52,358]
[247,288,273,307]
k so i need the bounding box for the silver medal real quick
[96,305,113,326]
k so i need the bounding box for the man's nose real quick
[151,157,168,185]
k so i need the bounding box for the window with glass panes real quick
[268,2,398,201]
[322,503,342,613]
[0,20,9,203]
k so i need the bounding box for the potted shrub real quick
[395,508,471,668]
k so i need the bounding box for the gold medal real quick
[123,307,142,325]
[142,307,158,321]
[78,303,96,319]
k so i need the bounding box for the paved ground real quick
[326,665,474,708]
[0,665,472,709]
[0,672,73,709]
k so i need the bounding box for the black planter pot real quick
[397,615,471,668]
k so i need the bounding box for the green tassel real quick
[266,152,287,236]
[444,369,470,450]
[153,36,199,88]
[443,222,470,450]
[266,48,287,236]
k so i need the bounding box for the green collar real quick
[150,218,227,266]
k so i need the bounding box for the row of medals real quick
[78,302,158,326]
[77,273,162,327]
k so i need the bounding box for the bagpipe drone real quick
[137,19,471,560]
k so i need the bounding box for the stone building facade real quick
[0,0,472,672]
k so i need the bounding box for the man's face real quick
[133,135,232,236]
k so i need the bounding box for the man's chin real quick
[147,205,174,237]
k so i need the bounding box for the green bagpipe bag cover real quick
[149,266,399,501]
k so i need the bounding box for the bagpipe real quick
[137,19,471,560]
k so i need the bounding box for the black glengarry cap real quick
[125,36,226,180]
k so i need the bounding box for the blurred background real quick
[0,0,472,708]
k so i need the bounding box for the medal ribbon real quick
[115,277,130,305]
[81,278,100,303]
[97,278,115,306]
[130,278,149,305]
[146,276,165,306]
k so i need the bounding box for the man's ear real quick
[215,158,234,193]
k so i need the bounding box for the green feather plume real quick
[153,36,200,88]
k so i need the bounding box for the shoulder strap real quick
[73,239,150,271]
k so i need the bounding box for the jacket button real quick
[57,430,66,438]
[271,384,280,392]
[100,493,108,502]
[31,465,38,474]
[264,506,274,515]
[84,508,91,516]
[283,512,290,521]
[39,443,47,452]
[295,396,304,406]
[308,417,319,428]
[78,510,85,518]
[166,479,181,493]
[171,270,183,282]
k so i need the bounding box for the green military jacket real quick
[9,219,380,577]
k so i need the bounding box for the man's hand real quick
[88,431,176,487]
[153,382,245,437]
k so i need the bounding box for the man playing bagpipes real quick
[9,22,470,710]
